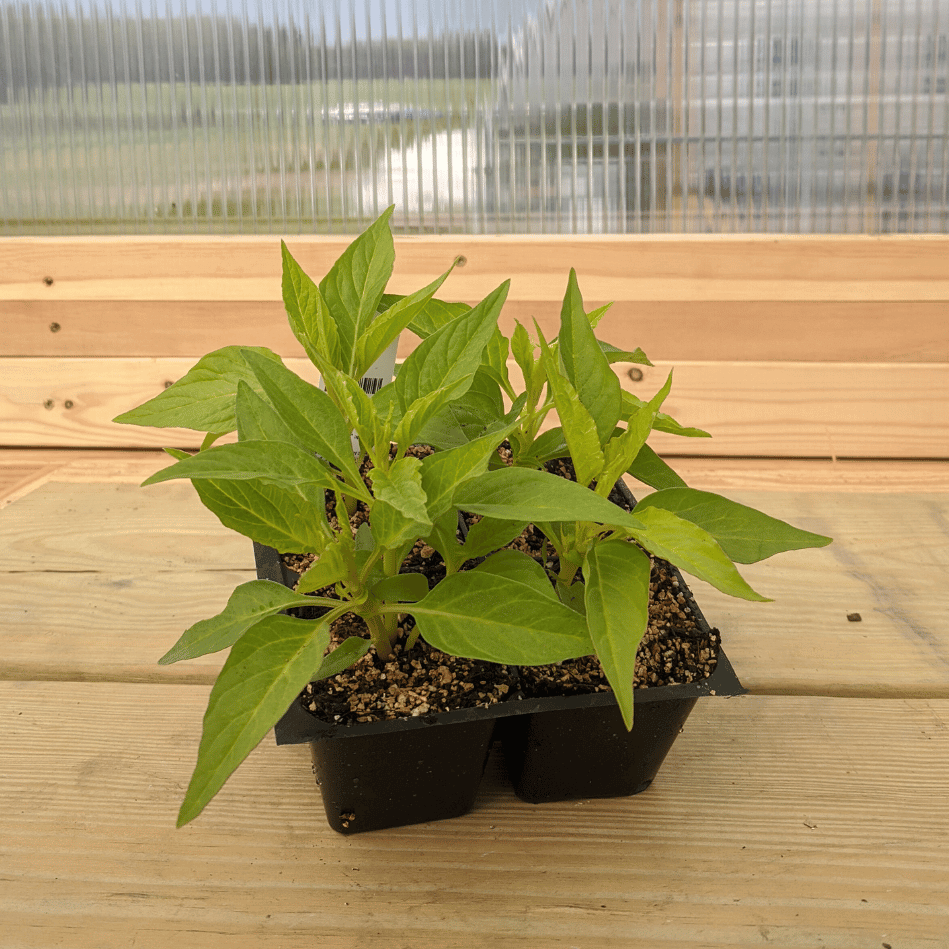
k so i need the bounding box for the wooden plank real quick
[1,683,947,948]
[4,234,949,296]
[2,480,947,696]
[7,299,947,364]
[3,356,947,456]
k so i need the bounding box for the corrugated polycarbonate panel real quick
[0,0,946,234]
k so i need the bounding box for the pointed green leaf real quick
[191,478,329,553]
[296,538,351,594]
[474,549,558,600]
[635,489,833,564]
[461,516,529,560]
[281,241,341,371]
[113,346,283,433]
[557,270,622,442]
[410,571,592,665]
[627,444,688,490]
[158,579,325,664]
[235,381,304,446]
[599,371,673,491]
[586,302,613,329]
[318,206,395,375]
[372,572,430,603]
[598,340,653,366]
[419,423,517,520]
[519,427,569,466]
[240,348,363,485]
[630,506,770,602]
[537,324,605,485]
[355,265,454,379]
[177,614,332,826]
[311,635,371,681]
[396,281,509,409]
[583,539,651,730]
[454,467,646,531]
[622,391,711,438]
[510,321,537,393]
[369,456,432,548]
[405,296,472,338]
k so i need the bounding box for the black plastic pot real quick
[500,647,744,804]
[255,542,523,835]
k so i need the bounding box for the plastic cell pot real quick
[254,541,521,835]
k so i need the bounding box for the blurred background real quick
[2,0,946,235]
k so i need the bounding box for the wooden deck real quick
[1,449,947,948]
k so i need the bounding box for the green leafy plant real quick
[114,206,832,826]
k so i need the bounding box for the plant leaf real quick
[355,265,455,379]
[474,549,558,600]
[461,516,529,560]
[510,320,536,393]
[240,348,363,485]
[318,206,396,375]
[419,423,516,520]
[369,456,433,548]
[296,538,351,594]
[598,340,653,366]
[556,269,623,443]
[635,488,833,564]
[235,381,304,446]
[454,467,646,531]
[281,241,341,370]
[113,346,283,433]
[395,281,510,410]
[583,539,651,729]
[311,636,371,681]
[141,440,371,503]
[190,478,330,553]
[630,506,770,601]
[627,444,688,490]
[177,614,331,826]
[372,572,430,603]
[621,391,711,438]
[158,579,323,664]
[410,571,593,665]
[405,297,472,338]
[537,324,605,486]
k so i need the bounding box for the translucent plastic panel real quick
[1,0,946,234]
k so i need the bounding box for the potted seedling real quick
[114,207,831,833]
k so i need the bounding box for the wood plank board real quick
[2,480,948,696]
[3,357,947,457]
[1,683,947,948]
[6,299,949,364]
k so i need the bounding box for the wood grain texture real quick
[1,683,946,948]
[2,479,947,696]
[4,235,947,363]
[3,356,947,457]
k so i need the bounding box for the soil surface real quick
[282,447,721,725]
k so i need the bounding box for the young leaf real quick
[622,391,711,439]
[454,467,646,531]
[296,538,351,594]
[235,381,304,447]
[177,613,332,826]
[634,489,833,564]
[158,579,324,664]
[191,478,330,553]
[354,265,454,379]
[405,297,472,338]
[510,321,537,393]
[630,506,771,602]
[518,427,569,467]
[583,539,652,730]
[419,423,517,520]
[240,348,363,485]
[369,456,433,549]
[113,346,283,433]
[395,281,510,410]
[537,324,605,486]
[474,549,558,600]
[410,571,593,665]
[311,636,371,681]
[372,572,430,603]
[142,440,371,503]
[627,444,688,490]
[460,515,529,560]
[598,371,673,492]
[598,340,653,366]
[557,269,623,443]
[281,241,341,370]
[586,302,613,329]
[318,206,396,375]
